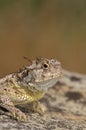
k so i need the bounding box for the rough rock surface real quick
[0,70,86,130]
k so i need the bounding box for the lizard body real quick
[0,58,62,121]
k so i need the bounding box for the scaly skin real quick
[0,58,62,121]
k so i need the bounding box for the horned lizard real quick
[0,58,62,121]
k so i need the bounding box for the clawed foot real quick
[11,108,27,121]
[0,94,27,121]
[32,101,47,115]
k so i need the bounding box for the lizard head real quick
[17,58,62,91]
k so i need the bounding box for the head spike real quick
[36,57,42,64]
[23,56,32,65]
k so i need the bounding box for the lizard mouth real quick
[28,77,59,91]
[27,68,62,91]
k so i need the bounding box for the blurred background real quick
[0,0,86,77]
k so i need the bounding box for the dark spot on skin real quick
[3,88,10,92]
[14,91,19,94]
[65,91,83,101]
[70,76,81,82]
[17,68,29,81]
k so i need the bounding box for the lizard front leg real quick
[0,94,26,121]
[32,101,47,115]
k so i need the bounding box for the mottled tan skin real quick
[0,58,62,121]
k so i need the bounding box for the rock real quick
[0,70,86,130]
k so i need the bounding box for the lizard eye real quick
[42,63,49,69]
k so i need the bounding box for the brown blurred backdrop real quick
[0,0,86,77]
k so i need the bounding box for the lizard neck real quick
[27,89,45,101]
[9,77,45,104]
